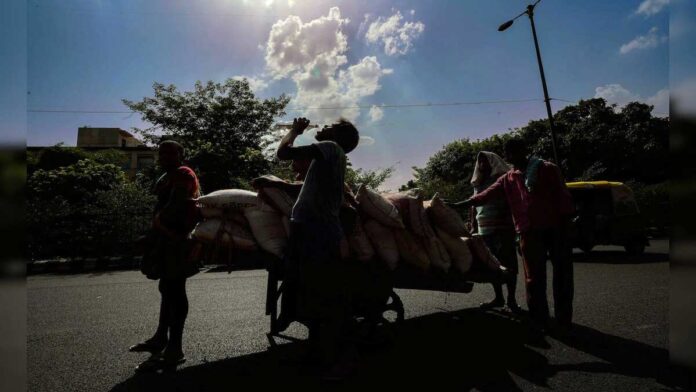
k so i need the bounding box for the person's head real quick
[471,151,509,185]
[158,139,185,170]
[504,138,529,169]
[315,118,359,153]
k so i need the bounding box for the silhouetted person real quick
[130,140,201,371]
[453,138,574,333]
[469,151,521,313]
[273,117,360,380]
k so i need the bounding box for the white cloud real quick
[619,26,667,54]
[359,136,375,146]
[369,105,384,122]
[287,0,295,7]
[594,83,668,115]
[264,7,349,79]
[262,8,392,124]
[365,10,425,56]
[635,0,670,16]
[232,75,269,93]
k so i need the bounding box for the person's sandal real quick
[479,298,505,310]
[134,352,186,373]
[129,339,166,353]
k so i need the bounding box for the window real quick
[137,155,155,170]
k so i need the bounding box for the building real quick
[77,127,157,178]
[29,127,157,179]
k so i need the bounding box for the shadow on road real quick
[570,250,668,264]
[109,309,687,391]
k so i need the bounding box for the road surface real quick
[28,240,689,391]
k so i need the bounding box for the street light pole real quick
[499,1,561,167]
[526,5,560,166]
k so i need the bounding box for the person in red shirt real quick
[452,138,575,332]
[130,140,201,371]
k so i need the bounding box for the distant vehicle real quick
[566,181,649,255]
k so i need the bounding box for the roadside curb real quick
[27,257,142,275]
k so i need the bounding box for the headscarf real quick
[470,151,510,187]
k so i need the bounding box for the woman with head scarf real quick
[470,151,521,313]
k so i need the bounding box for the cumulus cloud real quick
[619,27,667,54]
[369,105,384,122]
[594,83,668,115]
[635,0,670,17]
[265,7,349,79]
[263,8,392,123]
[365,10,425,56]
[232,75,269,93]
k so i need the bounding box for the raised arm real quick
[276,117,322,162]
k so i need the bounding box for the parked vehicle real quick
[566,181,649,255]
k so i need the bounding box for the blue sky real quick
[21,0,674,189]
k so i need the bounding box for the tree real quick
[123,78,290,193]
[345,165,395,192]
[28,159,155,260]
[408,98,667,203]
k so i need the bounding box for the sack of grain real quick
[427,193,470,237]
[257,181,297,216]
[191,219,257,250]
[384,192,435,237]
[196,189,258,210]
[244,204,287,258]
[422,235,451,272]
[281,216,291,238]
[363,219,399,270]
[200,206,223,219]
[356,185,405,229]
[393,229,430,270]
[435,226,473,274]
[348,217,375,262]
[466,235,502,271]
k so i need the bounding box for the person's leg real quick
[499,231,520,310]
[152,279,170,342]
[550,228,574,327]
[520,230,550,328]
[163,278,188,358]
[480,234,505,308]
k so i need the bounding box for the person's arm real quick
[276,117,321,162]
[448,175,506,209]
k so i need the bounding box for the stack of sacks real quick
[194,188,287,258]
[425,193,503,273]
[384,191,451,273]
[356,185,403,270]
[424,194,474,274]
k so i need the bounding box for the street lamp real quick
[499,0,561,167]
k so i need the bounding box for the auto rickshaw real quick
[566,181,649,255]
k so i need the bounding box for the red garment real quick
[154,166,201,234]
[469,160,574,233]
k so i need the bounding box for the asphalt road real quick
[28,239,690,391]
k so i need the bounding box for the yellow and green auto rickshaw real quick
[566,181,649,255]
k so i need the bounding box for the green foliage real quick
[345,166,395,192]
[28,144,90,175]
[90,149,130,168]
[28,159,156,260]
[410,98,667,203]
[123,78,290,193]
